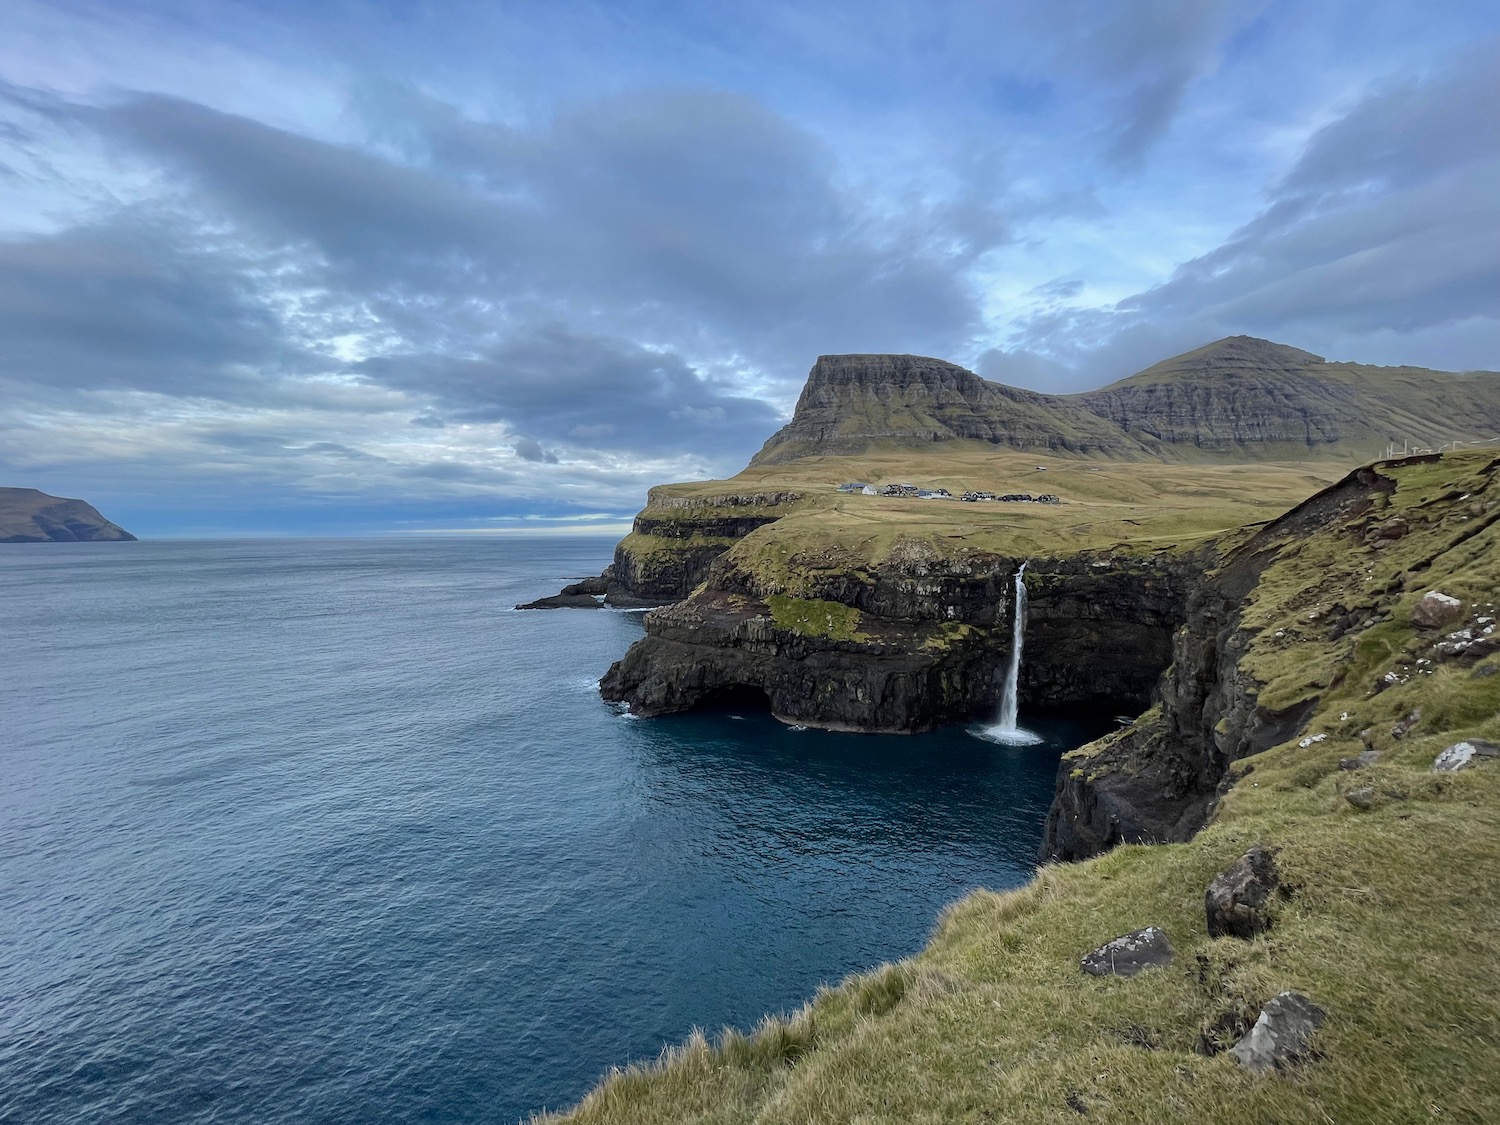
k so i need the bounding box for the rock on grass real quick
[1079,927,1174,978]
[1413,591,1465,629]
[1229,991,1326,1074]
[1433,739,1500,772]
[1206,846,1280,940]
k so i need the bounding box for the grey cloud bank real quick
[0,2,1497,532]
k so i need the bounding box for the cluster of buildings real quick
[836,482,1061,505]
[837,481,950,499]
[961,491,1061,505]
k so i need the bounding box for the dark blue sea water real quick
[0,538,1110,1124]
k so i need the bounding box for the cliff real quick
[526,337,1499,611]
[0,487,137,543]
[545,339,1500,1120]
[601,541,1200,732]
[1042,450,1500,860]
[603,488,805,604]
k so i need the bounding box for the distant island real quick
[0,488,137,543]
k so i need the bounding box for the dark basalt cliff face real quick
[750,338,1500,466]
[604,450,1498,858]
[602,338,1500,604]
[1039,461,1440,862]
[0,488,137,543]
[606,490,800,603]
[600,546,1203,733]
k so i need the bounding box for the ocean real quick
[0,538,1110,1123]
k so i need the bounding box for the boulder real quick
[1229,991,1327,1074]
[1390,708,1422,740]
[1372,516,1410,540]
[1432,739,1500,772]
[1206,846,1281,939]
[1434,630,1500,665]
[1079,927,1174,978]
[1344,786,1376,810]
[1338,750,1380,771]
[1413,591,1465,629]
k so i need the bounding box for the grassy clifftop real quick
[552,450,1500,1123]
[623,448,1340,597]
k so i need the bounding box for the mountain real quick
[750,353,1152,464]
[0,488,138,543]
[751,336,1500,465]
[1079,335,1500,456]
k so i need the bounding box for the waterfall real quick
[998,561,1028,729]
[980,562,1043,745]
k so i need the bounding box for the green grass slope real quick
[546,450,1500,1124]
[625,451,1340,591]
[1079,335,1500,459]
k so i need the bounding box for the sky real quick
[2,1,1498,536]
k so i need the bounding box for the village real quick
[835,480,1062,504]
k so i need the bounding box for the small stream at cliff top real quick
[0,538,1116,1125]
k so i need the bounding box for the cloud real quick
[510,437,557,464]
[357,326,781,459]
[0,77,1017,510]
[63,85,1000,372]
[1131,47,1500,336]
[0,79,1009,463]
[0,207,322,402]
[1080,0,1264,166]
[1008,42,1500,379]
[975,346,1073,389]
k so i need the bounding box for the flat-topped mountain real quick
[751,336,1500,465]
[0,488,137,543]
[752,353,1153,464]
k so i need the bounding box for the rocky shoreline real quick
[597,546,1198,732]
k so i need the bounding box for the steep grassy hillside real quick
[555,450,1500,1124]
[1081,335,1500,458]
[752,354,1152,464]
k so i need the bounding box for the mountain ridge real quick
[751,335,1500,466]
